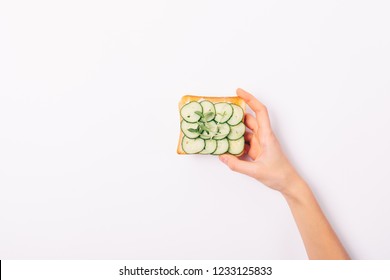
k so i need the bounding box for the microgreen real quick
[203,111,214,121]
[215,111,227,125]
[186,109,223,139]
[188,128,199,133]
[194,111,203,118]
[199,123,208,131]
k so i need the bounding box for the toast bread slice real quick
[177,95,246,155]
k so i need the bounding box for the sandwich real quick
[177,95,246,155]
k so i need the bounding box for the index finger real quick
[236,88,272,135]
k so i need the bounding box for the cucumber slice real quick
[227,122,245,140]
[228,137,245,155]
[182,136,205,154]
[200,121,218,139]
[213,138,229,155]
[180,101,202,123]
[214,102,233,123]
[213,123,230,140]
[199,139,217,154]
[200,100,216,121]
[227,104,244,126]
[181,120,199,139]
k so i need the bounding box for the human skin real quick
[219,88,350,260]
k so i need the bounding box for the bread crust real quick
[177,95,246,155]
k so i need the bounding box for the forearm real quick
[281,177,350,260]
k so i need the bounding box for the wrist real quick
[280,172,310,202]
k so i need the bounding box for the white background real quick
[0,0,389,259]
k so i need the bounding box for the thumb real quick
[219,154,257,178]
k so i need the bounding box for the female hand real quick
[220,89,350,259]
[219,88,302,194]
